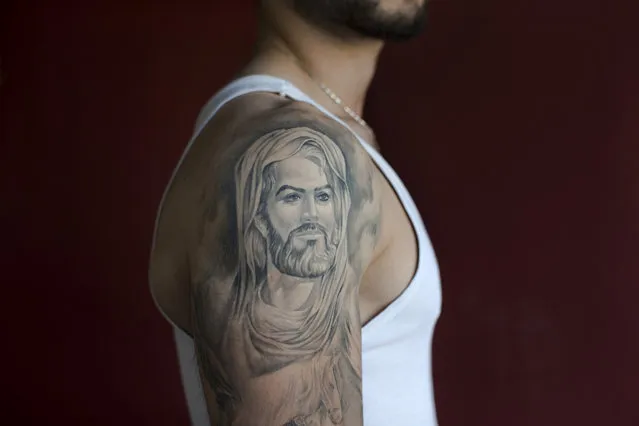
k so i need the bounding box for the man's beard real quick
[268,222,338,278]
[292,0,428,42]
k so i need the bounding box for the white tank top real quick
[151,75,442,426]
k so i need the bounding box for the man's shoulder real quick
[200,92,362,156]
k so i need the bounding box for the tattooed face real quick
[291,0,428,42]
[264,153,339,278]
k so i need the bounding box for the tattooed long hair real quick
[233,127,354,363]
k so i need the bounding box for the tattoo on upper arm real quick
[192,121,380,426]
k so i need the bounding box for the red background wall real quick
[2,1,637,425]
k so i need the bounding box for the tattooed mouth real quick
[292,223,326,238]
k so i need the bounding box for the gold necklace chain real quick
[318,82,369,128]
[292,59,370,128]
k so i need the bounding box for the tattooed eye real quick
[316,192,331,203]
[283,193,302,203]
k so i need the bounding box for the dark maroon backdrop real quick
[2,1,637,425]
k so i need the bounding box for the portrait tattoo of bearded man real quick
[191,112,381,426]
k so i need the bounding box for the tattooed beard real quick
[268,222,338,278]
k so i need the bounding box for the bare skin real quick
[150,0,426,424]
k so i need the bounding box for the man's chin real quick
[351,13,427,42]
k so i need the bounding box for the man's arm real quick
[188,105,382,426]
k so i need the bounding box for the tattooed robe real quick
[214,270,361,426]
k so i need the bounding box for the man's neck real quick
[242,6,384,117]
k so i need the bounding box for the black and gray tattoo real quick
[191,115,380,426]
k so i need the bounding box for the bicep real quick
[190,114,380,426]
